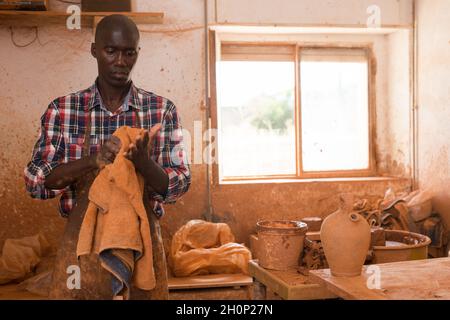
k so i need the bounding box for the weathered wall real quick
[0,0,414,255]
[416,0,450,227]
[379,30,412,177]
[0,0,208,251]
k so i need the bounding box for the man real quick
[24,15,190,299]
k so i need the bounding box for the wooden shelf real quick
[0,11,164,27]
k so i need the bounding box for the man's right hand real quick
[94,136,122,169]
[44,136,122,190]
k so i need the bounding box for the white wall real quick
[214,0,413,27]
[381,30,412,177]
[417,0,450,226]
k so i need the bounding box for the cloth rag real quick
[76,126,155,299]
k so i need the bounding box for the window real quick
[213,43,374,182]
[300,49,370,172]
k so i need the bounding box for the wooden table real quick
[248,260,337,300]
[309,257,450,300]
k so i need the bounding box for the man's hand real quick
[94,136,122,169]
[44,136,121,190]
[124,124,162,175]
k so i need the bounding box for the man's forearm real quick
[141,159,169,196]
[44,155,98,190]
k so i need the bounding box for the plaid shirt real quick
[24,81,191,218]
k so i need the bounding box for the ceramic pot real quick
[254,220,308,270]
[321,195,371,276]
[372,230,431,264]
[300,217,323,232]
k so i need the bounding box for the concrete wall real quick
[416,0,450,227]
[0,0,414,255]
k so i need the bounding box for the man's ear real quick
[91,43,97,58]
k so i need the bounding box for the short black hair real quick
[94,14,140,45]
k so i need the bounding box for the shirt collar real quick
[88,79,141,111]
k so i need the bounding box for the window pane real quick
[300,57,369,171]
[217,60,296,179]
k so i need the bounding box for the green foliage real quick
[250,90,294,133]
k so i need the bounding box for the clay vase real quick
[320,194,371,277]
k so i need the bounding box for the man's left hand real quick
[125,124,162,175]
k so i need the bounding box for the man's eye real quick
[105,48,115,54]
[127,50,136,56]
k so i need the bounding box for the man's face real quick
[92,28,139,87]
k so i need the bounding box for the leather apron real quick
[49,110,169,300]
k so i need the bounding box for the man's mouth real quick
[112,71,129,78]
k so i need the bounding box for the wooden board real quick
[309,257,450,300]
[0,10,164,27]
[81,0,130,12]
[248,260,336,300]
[168,273,253,290]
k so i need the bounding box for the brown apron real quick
[49,110,169,300]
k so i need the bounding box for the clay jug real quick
[320,194,371,276]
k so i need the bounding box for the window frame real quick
[209,31,377,184]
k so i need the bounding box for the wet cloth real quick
[77,126,155,299]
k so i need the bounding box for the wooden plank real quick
[168,273,253,290]
[208,28,220,187]
[0,0,48,11]
[309,268,386,300]
[309,257,450,300]
[248,260,336,300]
[0,10,164,27]
[295,45,302,177]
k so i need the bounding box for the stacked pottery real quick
[320,194,371,276]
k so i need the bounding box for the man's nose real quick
[114,51,126,66]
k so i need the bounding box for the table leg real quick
[252,280,266,300]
